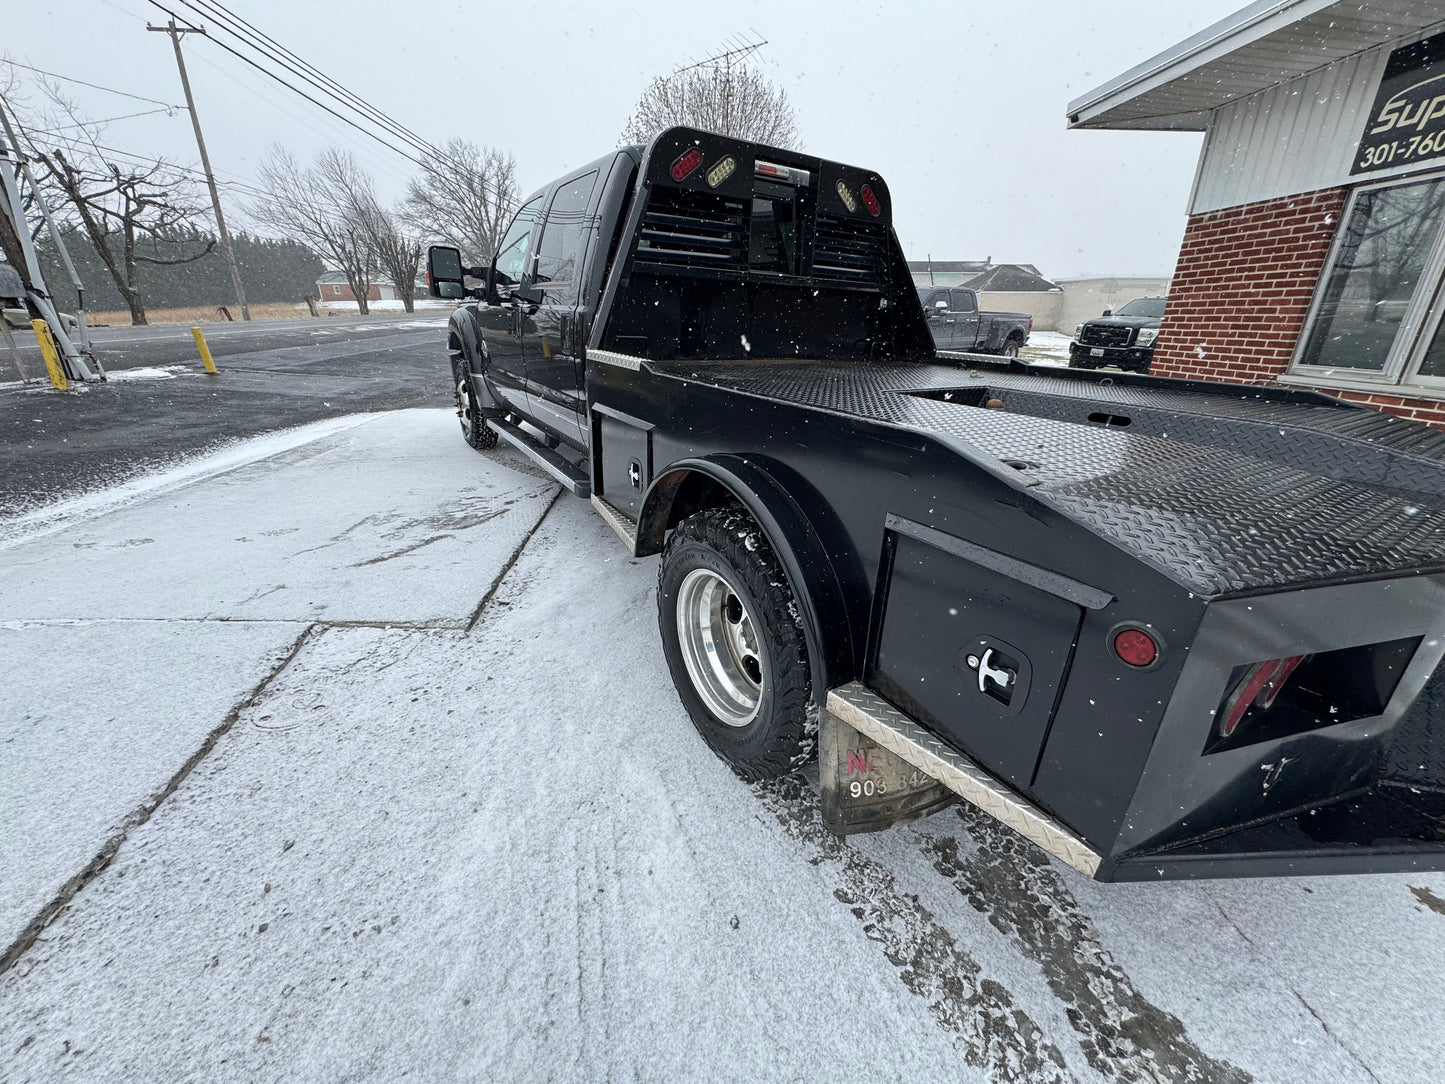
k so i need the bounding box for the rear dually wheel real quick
[657,507,814,779]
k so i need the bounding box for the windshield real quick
[1114,297,1167,319]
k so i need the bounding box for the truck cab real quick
[440,150,641,454]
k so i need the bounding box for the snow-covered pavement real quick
[3,409,1443,1082]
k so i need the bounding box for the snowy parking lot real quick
[3,408,1444,1082]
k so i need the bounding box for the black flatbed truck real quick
[428,127,1445,882]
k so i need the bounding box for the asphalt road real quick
[0,313,456,513]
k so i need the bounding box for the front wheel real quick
[657,507,814,779]
[454,360,498,450]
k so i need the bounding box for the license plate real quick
[1090,348,1105,357]
[819,712,954,835]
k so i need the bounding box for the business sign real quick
[1354,31,1445,175]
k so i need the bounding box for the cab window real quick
[535,172,598,299]
[951,289,977,313]
[494,196,544,290]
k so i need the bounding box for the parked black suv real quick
[1068,296,1166,372]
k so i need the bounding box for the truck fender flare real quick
[448,310,487,373]
[448,311,499,410]
[637,455,853,703]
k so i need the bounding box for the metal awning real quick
[1068,0,1445,131]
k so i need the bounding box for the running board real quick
[590,494,638,556]
[490,418,591,497]
[825,682,1103,877]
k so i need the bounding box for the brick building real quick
[1070,1,1445,429]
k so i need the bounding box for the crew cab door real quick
[950,288,982,349]
[922,288,955,349]
[525,171,598,449]
[481,195,544,415]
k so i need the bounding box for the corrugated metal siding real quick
[1190,46,1389,214]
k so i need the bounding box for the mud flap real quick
[820,701,955,835]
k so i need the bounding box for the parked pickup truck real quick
[1069,296,1167,372]
[918,285,1031,358]
[428,127,1445,882]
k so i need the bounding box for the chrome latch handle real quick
[976,647,1013,694]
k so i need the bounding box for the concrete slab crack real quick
[0,623,320,978]
[465,488,563,633]
[1291,990,1383,1084]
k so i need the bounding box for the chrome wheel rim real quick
[676,568,764,727]
[455,368,474,439]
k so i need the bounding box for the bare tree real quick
[34,150,214,325]
[12,80,215,325]
[621,63,799,148]
[401,140,517,265]
[364,200,423,314]
[251,146,376,314]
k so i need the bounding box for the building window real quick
[1293,173,1445,390]
[332,284,342,296]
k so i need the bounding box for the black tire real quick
[454,359,498,450]
[657,507,814,779]
[1002,339,1021,360]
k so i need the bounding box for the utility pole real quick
[149,19,250,320]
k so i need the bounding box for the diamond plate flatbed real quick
[646,357,1445,598]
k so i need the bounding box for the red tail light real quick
[671,147,703,182]
[860,184,881,216]
[1219,656,1306,737]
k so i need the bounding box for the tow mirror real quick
[1102,308,1113,317]
[934,300,949,310]
[428,245,465,299]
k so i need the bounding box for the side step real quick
[825,682,1103,877]
[490,417,591,497]
[590,494,638,556]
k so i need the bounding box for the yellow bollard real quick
[31,319,67,390]
[191,325,217,374]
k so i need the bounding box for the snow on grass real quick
[0,413,382,552]
[104,364,190,383]
[1021,331,1073,368]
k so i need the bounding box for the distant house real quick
[314,270,427,304]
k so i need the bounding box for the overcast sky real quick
[6,0,1248,279]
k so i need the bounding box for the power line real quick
[24,108,177,135]
[154,0,516,210]
[144,0,433,170]
[188,0,503,196]
[180,33,417,189]
[0,58,186,111]
[13,119,269,201]
[184,0,451,168]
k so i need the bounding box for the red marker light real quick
[1113,628,1159,668]
[671,148,703,182]
[860,184,881,216]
